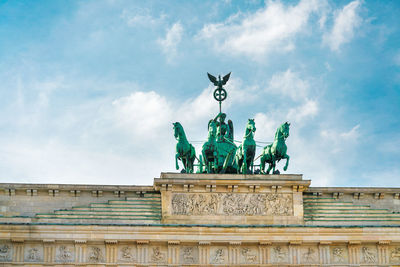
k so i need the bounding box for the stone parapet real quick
[155,173,310,225]
[0,183,155,217]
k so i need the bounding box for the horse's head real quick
[173,122,182,139]
[247,119,256,133]
[281,122,290,139]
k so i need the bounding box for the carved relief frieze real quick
[271,245,288,263]
[390,247,400,263]
[210,247,227,264]
[88,246,104,263]
[180,246,198,264]
[171,193,293,216]
[0,243,12,261]
[331,246,348,264]
[56,245,74,263]
[240,247,257,264]
[361,246,377,264]
[300,246,318,264]
[150,246,166,263]
[118,246,136,262]
[24,244,43,262]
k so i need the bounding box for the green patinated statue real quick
[202,120,217,173]
[202,113,237,174]
[260,122,290,174]
[235,119,256,174]
[213,112,234,143]
[173,122,196,173]
[172,72,292,175]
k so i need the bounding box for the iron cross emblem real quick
[207,72,231,113]
[213,87,227,102]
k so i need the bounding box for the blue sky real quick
[0,0,399,186]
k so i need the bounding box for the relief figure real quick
[0,245,10,260]
[89,247,103,263]
[58,246,72,262]
[212,248,225,264]
[121,246,135,261]
[362,247,376,263]
[273,246,287,262]
[391,247,400,261]
[302,247,316,263]
[151,247,165,262]
[27,248,41,261]
[241,247,256,263]
[332,247,345,263]
[182,247,194,263]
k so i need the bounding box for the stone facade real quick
[0,173,400,266]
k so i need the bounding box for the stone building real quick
[1,172,400,266]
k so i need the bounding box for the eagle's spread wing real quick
[222,72,231,85]
[207,73,218,86]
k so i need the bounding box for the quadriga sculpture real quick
[260,122,290,174]
[235,119,256,174]
[173,122,196,173]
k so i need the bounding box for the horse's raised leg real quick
[175,154,180,170]
[283,154,290,171]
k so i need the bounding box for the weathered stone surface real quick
[0,173,399,265]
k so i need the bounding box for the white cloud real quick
[253,112,278,142]
[197,0,327,59]
[158,22,183,62]
[287,99,318,123]
[267,69,310,101]
[121,8,164,27]
[323,0,363,51]
[264,69,318,125]
[320,124,361,153]
[0,137,173,185]
[321,124,360,141]
[340,124,360,140]
[112,91,173,139]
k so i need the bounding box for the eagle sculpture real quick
[207,72,231,88]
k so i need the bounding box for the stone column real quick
[289,241,301,264]
[43,239,56,263]
[259,242,271,264]
[348,241,360,265]
[229,242,241,265]
[319,241,331,264]
[74,240,87,264]
[105,240,118,263]
[11,239,24,262]
[378,241,390,265]
[198,242,210,265]
[136,240,149,264]
[168,241,180,264]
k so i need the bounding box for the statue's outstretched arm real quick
[213,112,222,121]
